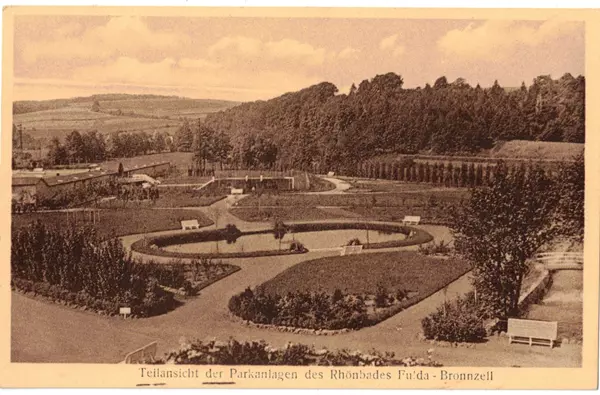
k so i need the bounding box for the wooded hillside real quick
[201,73,585,171]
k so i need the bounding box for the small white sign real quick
[120,307,131,318]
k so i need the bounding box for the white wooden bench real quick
[327,171,335,177]
[121,341,158,364]
[507,318,558,348]
[231,188,244,195]
[402,215,421,225]
[341,244,363,256]
[181,219,200,230]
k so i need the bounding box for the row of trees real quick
[46,129,173,166]
[202,73,584,171]
[11,222,175,317]
[174,120,231,172]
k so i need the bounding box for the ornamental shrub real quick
[421,292,487,343]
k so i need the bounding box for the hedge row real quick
[12,277,175,317]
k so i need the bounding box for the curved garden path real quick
[11,178,581,367]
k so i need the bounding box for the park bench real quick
[402,215,421,226]
[121,341,158,364]
[181,219,200,230]
[341,244,363,256]
[507,318,558,348]
[327,171,335,177]
[231,188,244,195]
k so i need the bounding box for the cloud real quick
[207,35,328,67]
[379,34,405,58]
[379,34,398,50]
[437,19,582,60]
[337,46,360,60]
[22,16,188,64]
[66,56,321,101]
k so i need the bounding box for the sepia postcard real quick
[1,6,599,389]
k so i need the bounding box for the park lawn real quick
[237,190,467,208]
[12,208,213,239]
[348,206,452,225]
[229,207,343,222]
[258,251,472,298]
[93,189,226,209]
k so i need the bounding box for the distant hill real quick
[13,94,238,116]
[12,94,239,143]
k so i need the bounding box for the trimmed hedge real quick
[131,222,432,260]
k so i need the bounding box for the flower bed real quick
[230,251,472,331]
[131,222,432,260]
[141,259,241,296]
[150,338,441,366]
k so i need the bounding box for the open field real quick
[527,270,583,340]
[259,251,471,297]
[13,106,180,140]
[12,208,212,238]
[13,95,238,143]
[94,97,238,119]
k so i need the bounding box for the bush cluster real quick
[418,240,452,256]
[229,288,369,330]
[155,338,442,366]
[11,221,175,317]
[421,292,487,343]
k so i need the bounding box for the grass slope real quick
[12,208,212,238]
[489,140,584,161]
[259,251,471,296]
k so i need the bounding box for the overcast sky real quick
[13,16,585,102]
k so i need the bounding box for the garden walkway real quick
[11,177,582,367]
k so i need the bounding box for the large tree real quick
[556,153,585,238]
[452,162,559,320]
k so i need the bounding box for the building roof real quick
[44,169,116,187]
[13,161,170,188]
[12,177,43,187]
[117,178,145,184]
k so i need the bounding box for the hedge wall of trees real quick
[11,222,176,317]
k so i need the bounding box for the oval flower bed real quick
[130,222,433,260]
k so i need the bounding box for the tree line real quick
[175,119,232,172]
[45,129,173,165]
[199,73,584,172]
